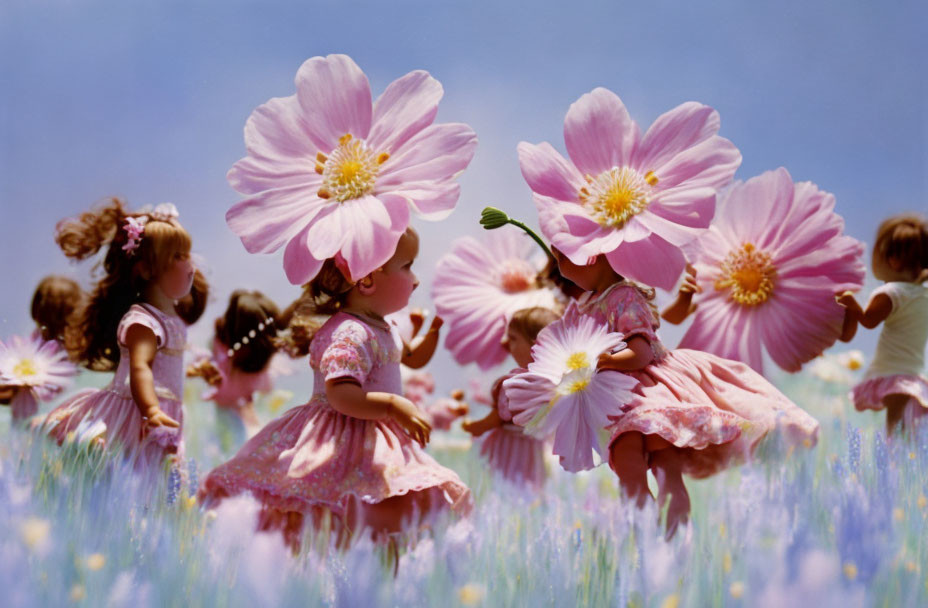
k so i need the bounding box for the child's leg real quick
[608,432,652,508]
[885,394,911,436]
[650,447,690,540]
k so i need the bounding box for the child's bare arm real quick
[462,409,503,437]
[325,378,431,446]
[597,336,654,371]
[837,291,892,330]
[126,325,179,428]
[661,265,699,325]
[401,316,444,369]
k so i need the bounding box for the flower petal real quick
[294,54,373,151]
[283,223,326,285]
[229,95,326,194]
[368,70,442,153]
[635,102,722,172]
[564,88,640,175]
[518,141,585,202]
[377,122,477,187]
[650,135,741,194]
[334,195,409,281]
[379,182,460,221]
[226,184,330,254]
[605,234,687,290]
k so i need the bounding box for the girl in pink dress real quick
[463,307,560,489]
[198,228,471,554]
[187,290,282,451]
[553,247,820,537]
[36,199,206,468]
[837,214,928,434]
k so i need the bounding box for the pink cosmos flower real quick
[226,54,478,284]
[518,87,741,290]
[432,227,564,370]
[502,305,638,472]
[678,167,866,374]
[0,334,77,422]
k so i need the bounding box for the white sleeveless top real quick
[865,281,928,378]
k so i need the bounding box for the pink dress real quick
[202,337,274,410]
[477,370,547,488]
[39,304,185,463]
[578,283,819,479]
[851,282,928,413]
[198,312,472,534]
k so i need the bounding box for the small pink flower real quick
[678,168,866,373]
[226,54,478,284]
[518,88,741,290]
[432,227,564,370]
[122,216,147,254]
[503,304,638,472]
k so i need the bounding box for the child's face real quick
[157,251,195,300]
[503,325,535,368]
[553,247,606,292]
[369,230,420,315]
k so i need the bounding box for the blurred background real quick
[2,0,925,396]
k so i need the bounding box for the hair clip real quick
[122,216,148,255]
[226,316,276,357]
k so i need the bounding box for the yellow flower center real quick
[714,243,776,306]
[579,167,655,228]
[566,377,591,393]
[315,134,389,202]
[13,358,37,378]
[566,351,590,370]
[497,260,536,293]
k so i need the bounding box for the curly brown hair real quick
[874,214,928,282]
[57,198,201,370]
[30,275,86,344]
[216,290,281,373]
[279,258,356,357]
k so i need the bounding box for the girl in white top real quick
[838,214,928,434]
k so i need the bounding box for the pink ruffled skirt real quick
[198,397,472,531]
[38,387,184,465]
[608,349,820,478]
[478,424,546,489]
[851,374,928,412]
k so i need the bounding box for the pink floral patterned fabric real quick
[579,284,819,478]
[198,312,471,529]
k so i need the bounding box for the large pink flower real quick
[226,54,478,284]
[518,88,741,290]
[432,227,564,370]
[502,304,638,472]
[678,167,866,374]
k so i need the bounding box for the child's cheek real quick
[161,261,194,299]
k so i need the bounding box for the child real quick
[198,228,471,553]
[552,247,819,538]
[838,214,928,434]
[37,199,207,467]
[463,307,559,489]
[187,290,282,451]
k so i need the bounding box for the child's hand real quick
[679,264,700,295]
[461,418,483,437]
[186,360,223,386]
[427,315,444,334]
[408,308,427,337]
[597,351,618,370]
[0,385,18,405]
[835,291,860,311]
[144,407,180,430]
[449,389,469,417]
[389,396,431,447]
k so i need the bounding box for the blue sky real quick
[1,0,925,390]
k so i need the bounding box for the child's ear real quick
[357,274,376,295]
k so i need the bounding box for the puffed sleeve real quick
[604,286,659,343]
[318,319,374,385]
[867,282,909,312]
[117,305,166,348]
